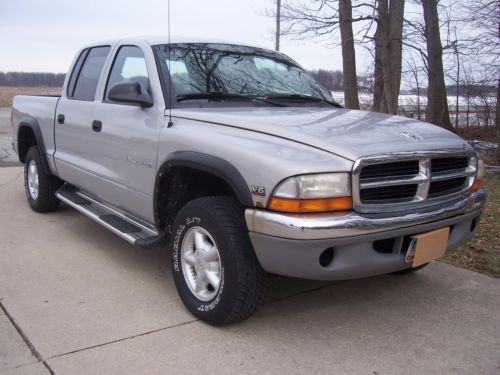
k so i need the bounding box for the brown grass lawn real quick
[441,173,500,278]
[0,86,61,107]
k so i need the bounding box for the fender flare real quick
[155,150,254,212]
[17,118,52,175]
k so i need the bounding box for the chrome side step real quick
[56,184,161,247]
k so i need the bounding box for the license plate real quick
[405,227,450,267]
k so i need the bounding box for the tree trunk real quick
[275,0,281,51]
[385,0,404,113]
[466,93,470,127]
[454,45,460,129]
[373,15,387,113]
[415,70,421,119]
[339,0,360,109]
[496,74,500,138]
[422,0,454,131]
[373,0,405,115]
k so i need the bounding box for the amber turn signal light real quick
[268,197,353,213]
[471,178,483,193]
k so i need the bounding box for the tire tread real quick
[200,197,265,325]
[173,196,265,325]
[25,146,62,212]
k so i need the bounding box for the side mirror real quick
[107,81,153,107]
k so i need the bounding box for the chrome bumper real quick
[245,190,486,240]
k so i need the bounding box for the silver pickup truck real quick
[12,37,485,325]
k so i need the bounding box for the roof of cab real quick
[85,35,271,50]
[81,35,301,67]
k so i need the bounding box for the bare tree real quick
[463,0,499,137]
[308,69,344,90]
[404,0,495,131]
[497,75,500,138]
[339,0,361,108]
[373,0,405,114]
[449,28,460,129]
[274,0,376,109]
[276,0,282,51]
[403,54,424,119]
[271,1,410,113]
[0,71,65,87]
[422,0,454,131]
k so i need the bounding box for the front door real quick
[90,45,162,223]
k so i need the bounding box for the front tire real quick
[392,262,429,275]
[24,146,62,212]
[169,196,265,325]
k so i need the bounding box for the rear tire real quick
[169,196,265,325]
[24,146,62,212]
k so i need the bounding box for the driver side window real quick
[105,46,150,101]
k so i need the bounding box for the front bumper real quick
[245,190,485,280]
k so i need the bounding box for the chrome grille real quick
[428,177,467,197]
[360,160,419,179]
[431,157,469,173]
[352,151,476,213]
[360,184,418,202]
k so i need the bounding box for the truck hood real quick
[173,107,473,161]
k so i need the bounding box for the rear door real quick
[54,46,111,192]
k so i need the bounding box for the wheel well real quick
[17,126,37,163]
[156,166,241,232]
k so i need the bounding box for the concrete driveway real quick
[1,170,500,374]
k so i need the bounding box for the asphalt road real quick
[0,107,20,167]
[1,167,499,374]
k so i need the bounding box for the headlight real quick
[471,158,485,193]
[269,173,352,213]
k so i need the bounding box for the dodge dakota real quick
[11,37,486,325]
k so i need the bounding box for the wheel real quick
[24,146,62,212]
[169,196,265,325]
[392,262,429,275]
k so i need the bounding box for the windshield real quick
[154,43,334,105]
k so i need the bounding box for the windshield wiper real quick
[176,92,286,106]
[177,92,249,102]
[263,94,342,108]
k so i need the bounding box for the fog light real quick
[319,248,334,267]
[470,218,477,232]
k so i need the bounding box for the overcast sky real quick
[0,0,364,74]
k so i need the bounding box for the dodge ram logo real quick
[400,131,419,140]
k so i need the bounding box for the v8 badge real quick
[251,185,266,196]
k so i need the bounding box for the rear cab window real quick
[67,46,111,101]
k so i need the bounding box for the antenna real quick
[167,0,173,128]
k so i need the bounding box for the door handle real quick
[57,114,65,124]
[92,120,102,132]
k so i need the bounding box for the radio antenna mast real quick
[167,0,173,127]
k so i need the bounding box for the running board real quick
[56,184,163,247]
